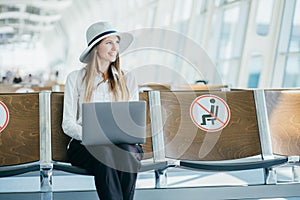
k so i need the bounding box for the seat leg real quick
[40,165,53,200]
[41,192,53,200]
[155,169,167,188]
[292,165,300,182]
[287,156,300,182]
[265,167,277,184]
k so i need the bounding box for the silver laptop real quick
[82,101,146,145]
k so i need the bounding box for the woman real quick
[62,21,143,200]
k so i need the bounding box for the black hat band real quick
[88,30,117,46]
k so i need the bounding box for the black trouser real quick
[67,139,143,200]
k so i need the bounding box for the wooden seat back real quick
[51,92,70,162]
[265,90,300,156]
[139,92,153,159]
[160,90,262,161]
[0,93,40,166]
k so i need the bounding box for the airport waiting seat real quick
[154,90,287,184]
[49,92,90,175]
[0,93,40,177]
[40,91,168,190]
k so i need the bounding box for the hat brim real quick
[79,32,133,63]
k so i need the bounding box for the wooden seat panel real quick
[51,92,70,162]
[160,90,261,161]
[51,92,154,162]
[0,93,40,166]
[265,90,300,156]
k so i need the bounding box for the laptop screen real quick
[82,101,146,145]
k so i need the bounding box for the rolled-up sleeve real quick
[62,70,83,141]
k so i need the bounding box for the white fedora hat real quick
[79,21,133,63]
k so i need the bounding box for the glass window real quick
[195,0,207,15]
[218,6,240,59]
[217,59,239,86]
[173,0,193,23]
[215,0,224,7]
[154,0,173,27]
[255,0,274,36]
[190,14,206,44]
[208,1,249,87]
[146,7,156,27]
[215,0,238,7]
[247,55,263,88]
[226,0,237,3]
[289,0,300,52]
[278,0,300,87]
[283,56,300,87]
[173,21,189,34]
[273,0,296,87]
[182,0,193,21]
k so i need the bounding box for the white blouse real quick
[62,68,139,141]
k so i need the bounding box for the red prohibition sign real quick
[190,95,230,132]
[0,101,9,133]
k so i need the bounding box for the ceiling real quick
[0,0,72,48]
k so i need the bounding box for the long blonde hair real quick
[82,45,130,102]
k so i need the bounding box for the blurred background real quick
[0,0,299,91]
